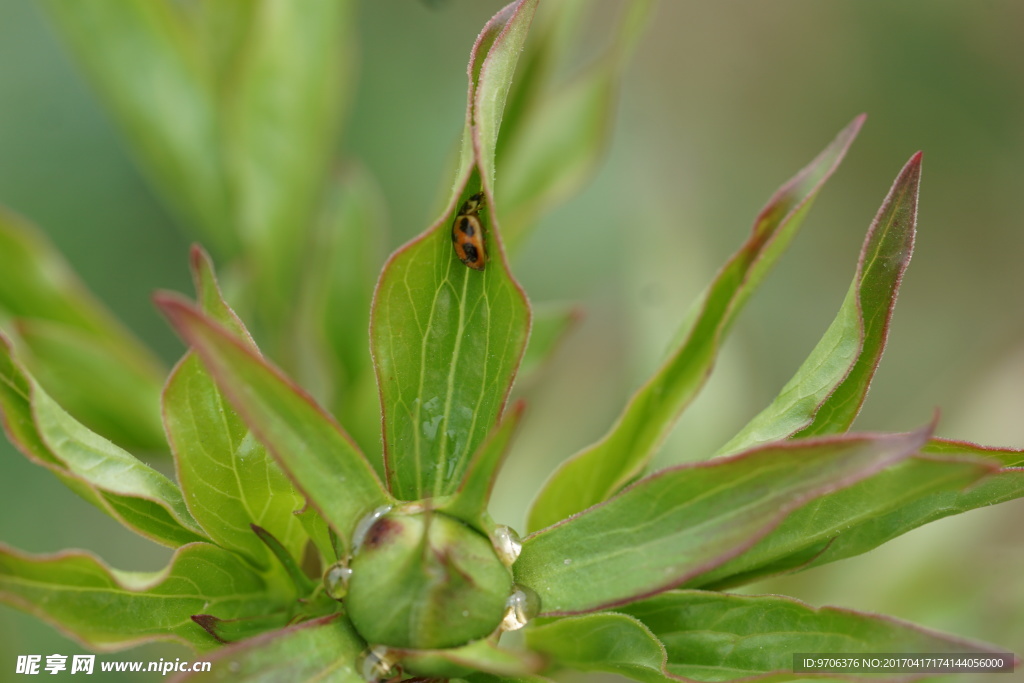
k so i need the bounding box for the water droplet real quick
[352,505,392,552]
[499,585,540,632]
[422,413,443,440]
[563,558,572,566]
[323,561,353,600]
[492,525,522,566]
[359,645,396,682]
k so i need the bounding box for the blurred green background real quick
[1,0,1021,680]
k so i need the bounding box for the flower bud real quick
[344,509,512,650]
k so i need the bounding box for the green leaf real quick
[793,439,1024,572]
[526,613,671,683]
[494,0,588,165]
[370,178,530,500]
[472,0,541,189]
[0,209,167,451]
[370,0,536,501]
[185,0,256,88]
[191,611,293,646]
[250,524,313,595]
[0,543,270,652]
[295,501,339,567]
[622,590,1014,682]
[499,67,617,249]
[0,209,133,336]
[441,401,525,530]
[689,450,997,589]
[0,335,207,547]
[498,0,655,249]
[164,249,305,572]
[224,0,355,324]
[527,115,865,532]
[396,639,544,679]
[157,296,392,554]
[189,246,253,342]
[44,0,234,253]
[718,154,922,456]
[178,614,366,681]
[514,428,927,615]
[16,320,166,452]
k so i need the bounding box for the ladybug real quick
[451,192,487,270]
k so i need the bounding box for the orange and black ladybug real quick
[451,192,487,270]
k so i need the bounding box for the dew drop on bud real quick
[499,584,540,632]
[359,645,396,682]
[323,561,353,601]
[492,525,522,567]
[352,505,393,552]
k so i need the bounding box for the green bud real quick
[344,508,512,649]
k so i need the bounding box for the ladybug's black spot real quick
[462,243,479,263]
[459,217,475,237]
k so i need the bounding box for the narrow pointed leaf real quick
[0,209,151,342]
[528,116,865,532]
[718,154,922,457]
[251,524,313,594]
[0,543,269,652]
[396,639,544,679]
[17,320,166,452]
[225,0,354,321]
[0,209,166,450]
[441,402,525,530]
[794,439,1024,572]
[295,501,339,566]
[515,428,928,615]
[44,0,234,252]
[165,251,305,571]
[690,451,998,588]
[494,0,588,165]
[499,0,654,248]
[622,591,1016,682]
[191,611,293,645]
[158,296,392,553]
[370,1,536,500]
[0,335,206,547]
[190,246,253,343]
[472,0,541,188]
[526,613,672,683]
[174,614,365,682]
[500,67,618,249]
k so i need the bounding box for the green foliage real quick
[527,115,865,532]
[0,1,1021,682]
